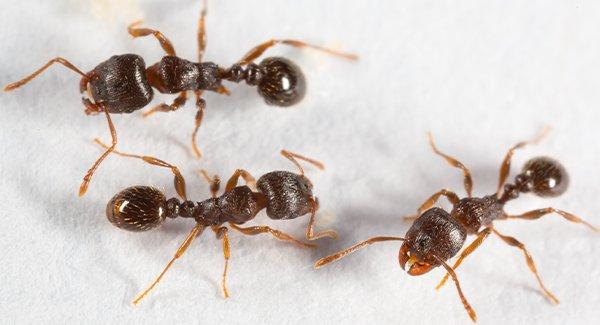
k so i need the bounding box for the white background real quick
[1,0,599,324]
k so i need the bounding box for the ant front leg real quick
[228,223,315,249]
[403,189,459,221]
[428,133,473,197]
[314,236,405,268]
[93,139,187,200]
[496,127,550,196]
[142,91,188,118]
[128,20,177,56]
[212,226,231,299]
[224,169,257,192]
[305,198,337,240]
[436,227,492,290]
[492,228,559,305]
[280,149,325,176]
[237,39,358,65]
[79,109,117,196]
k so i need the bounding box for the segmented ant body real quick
[315,130,598,322]
[3,0,357,197]
[98,141,336,304]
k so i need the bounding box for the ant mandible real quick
[3,0,357,197]
[95,139,336,304]
[314,128,598,322]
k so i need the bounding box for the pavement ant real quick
[3,0,357,197]
[97,139,336,304]
[314,129,598,322]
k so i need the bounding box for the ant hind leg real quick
[237,39,358,65]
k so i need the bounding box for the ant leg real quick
[191,91,206,158]
[492,228,560,305]
[4,57,87,91]
[197,0,208,61]
[79,109,116,197]
[496,127,551,196]
[228,223,316,249]
[432,255,477,322]
[305,198,337,240]
[128,20,176,56]
[403,189,459,221]
[280,149,325,176]
[503,208,599,233]
[314,236,404,268]
[224,169,257,192]
[132,224,205,305]
[428,133,473,197]
[435,227,493,290]
[212,226,231,298]
[199,170,221,198]
[93,139,187,200]
[142,91,188,118]
[237,39,358,65]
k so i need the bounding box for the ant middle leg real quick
[305,198,337,240]
[280,149,325,176]
[428,133,473,197]
[142,91,188,118]
[4,57,87,91]
[93,139,187,200]
[496,127,551,196]
[228,223,315,249]
[79,109,117,197]
[436,227,493,290]
[502,208,599,233]
[132,224,205,305]
[199,170,221,198]
[224,169,257,192]
[128,20,176,56]
[403,189,459,221]
[492,228,559,305]
[197,0,208,61]
[191,91,206,158]
[237,39,358,65]
[212,225,231,298]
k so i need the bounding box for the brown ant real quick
[95,139,336,304]
[3,0,357,197]
[314,129,598,322]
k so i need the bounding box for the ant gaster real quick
[97,139,336,304]
[3,0,357,197]
[314,129,598,322]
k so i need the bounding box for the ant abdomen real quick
[257,57,306,107]
[87,54,153,113]
[106,186,168,232]
[520,156,569,198]
[257,171,314,220]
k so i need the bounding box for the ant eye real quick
[106,186,167,232]
[257,57,306,107]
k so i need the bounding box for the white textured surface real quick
[1,1,599,324]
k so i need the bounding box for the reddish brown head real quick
[399,207,466,276]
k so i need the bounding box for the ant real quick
[314,129,598,322]
[3,0,357,197]
[95,139,336,304]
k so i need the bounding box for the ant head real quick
[520,156,569,198]
[257,57,306,107]
[399,207,466,276]
[106,186,168,232]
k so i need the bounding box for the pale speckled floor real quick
[1,1,599,324]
